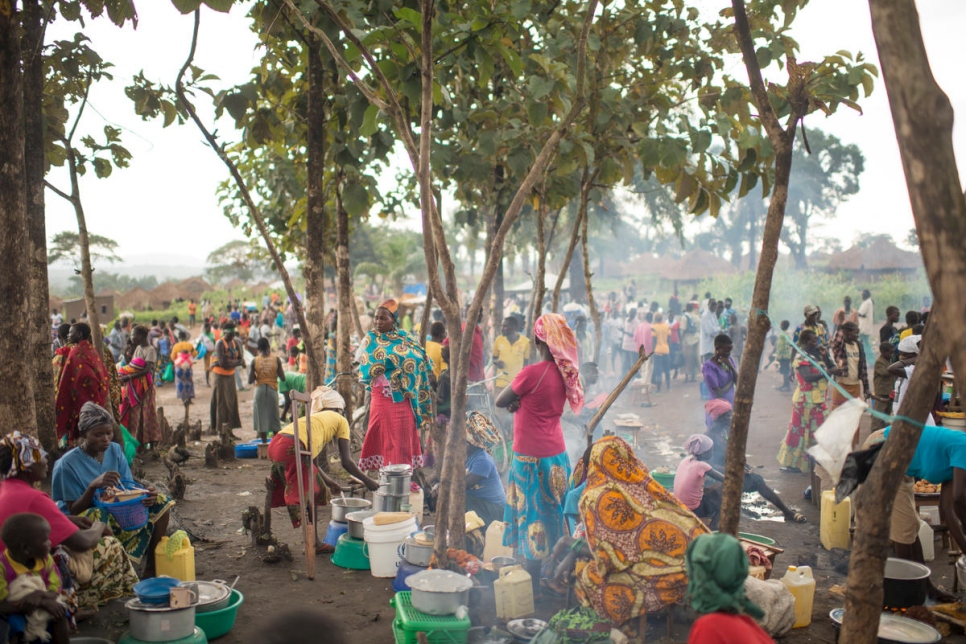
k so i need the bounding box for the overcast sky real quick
[43,1,966,271]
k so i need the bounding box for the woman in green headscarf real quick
[685,533,774,643]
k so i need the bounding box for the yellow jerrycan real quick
[781,565,815,628]
[494,565,534,620]
[154,533,196,581]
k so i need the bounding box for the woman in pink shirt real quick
[497,313,584,589]
[673,434,724,529]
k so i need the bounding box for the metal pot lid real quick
[406,569,473,593]
[404,536,433,548]
[193,581,230,607]
[124,598,195,613]
[380,464,412,475]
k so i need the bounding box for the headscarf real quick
[78,402,115,435]
[0,432,46,480]
[533,313,584,413]
[897,334,921,354]
[704,399,733,422]
[684,433,714,456]
[686,533,764,618]
[378,299,399,318]
[310,386,346,411]
[54,338,110,444]
[465,411,501,452]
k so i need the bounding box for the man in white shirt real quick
[699,298,720,363]
[856,289,875,367]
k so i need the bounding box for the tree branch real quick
[730,0,784,143]
[43,180,72,203]
[174,9,321,376]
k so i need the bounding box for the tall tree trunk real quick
[551,205,584,312]
[719,0,806,535]
[74,189,103,358]
[22,0,55,449]
[304,44,327,392]
[419,287,433,349]
[335,189,354,419]
[0,3,38,433]
[580,196,602,362]
[841,0,966,638]
[493,208,505,328]
[528,200,548,354]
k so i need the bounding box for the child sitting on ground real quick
[0,513,69,644]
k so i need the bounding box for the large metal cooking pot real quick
[346,509,378,540]
[331,497,371,523]
[883,558,930,609]
[406,569,473,616]
[379,465,412,496]
[125,599,196,642]
[398,536,433,567]
[373,492,406,513]
[829,607,941,643]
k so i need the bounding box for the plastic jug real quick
[781,565,815,628]
[154,535,195,581]
[820,490,851,550]
[494,565,534,620]
[483,522,514,562]
[918,519,935,562]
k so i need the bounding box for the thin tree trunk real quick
[720,0,805,536]
[841,0,966,638]
[304,44,327,393]
[528,200,548,355]
[22,0,56,450]
[493,206,505,328]
[580,192,602,362]
[0,4,38,434]
[335,188,354,420]
[419,288,433,349]
[551,205,584,312]
[176,11,319,379]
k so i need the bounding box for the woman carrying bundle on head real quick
[357,299,434,471]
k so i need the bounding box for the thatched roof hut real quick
[117,287,156,311]
[827,239,922,276]
[150,283,183,309]
[620,253,665,277]
[659,249,737,283]
[177,277,211,299]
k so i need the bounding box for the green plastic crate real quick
[390,592,470,644]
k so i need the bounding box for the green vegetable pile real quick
[547,607,611,643]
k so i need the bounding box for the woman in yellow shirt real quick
[170,330,198,407]
[266,387,379,552]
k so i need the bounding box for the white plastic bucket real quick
[363,516,417,578]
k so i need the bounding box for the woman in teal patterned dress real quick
[357,299,434,471]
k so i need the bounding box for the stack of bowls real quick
[374,464,412,512]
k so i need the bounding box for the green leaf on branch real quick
[341,182,370,217]
[202,0,234,12]
[92,157,112,178]
[170,0,201,14]
[360,104,380,137]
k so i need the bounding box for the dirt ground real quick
[70,356,964,643]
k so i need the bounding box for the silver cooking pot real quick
[398,536,434,567]
[346,509,378,540]
[125,599,196,642]
[373,492,406,513]
[406,569,473,616]
[331,497,372,523]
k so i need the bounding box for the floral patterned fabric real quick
[502,452,571,560]
[79,494,174,565]
[73,537,139,608]
[55,340,110,445]
[777,353,829,471]
[534,313,584,414]
[357,328,433,429]
[575,437,708,627]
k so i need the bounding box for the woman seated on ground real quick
[464,412,505,530]
[686,533,774,643]
[553,436,708,634]
[0,432,139,612]
[266,387,379,553]
[704,400,806,523]
[674,434,724,529]
[51,403,174,578]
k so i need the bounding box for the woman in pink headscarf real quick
[496,313,584,585]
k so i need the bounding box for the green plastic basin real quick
[195,588,244,640]
[738,532,777,547]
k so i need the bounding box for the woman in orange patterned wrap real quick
[574,436,709,631]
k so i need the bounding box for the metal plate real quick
[193,581,230,608]
[506,619,547,642]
